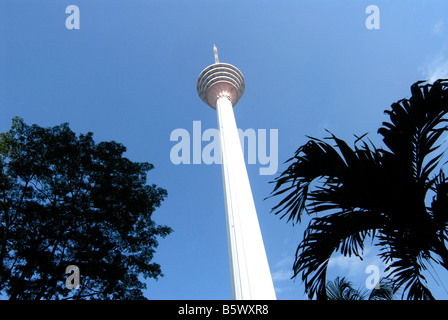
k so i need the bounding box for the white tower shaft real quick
[216,96,276,300]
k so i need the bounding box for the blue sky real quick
[1,0,448,299]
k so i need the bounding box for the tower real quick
[197,46,276,300]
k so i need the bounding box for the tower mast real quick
[197,46,276,300]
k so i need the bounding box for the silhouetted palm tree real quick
[326,276,395,300]
[270,80,448,300]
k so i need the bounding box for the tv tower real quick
[197,46,276,300]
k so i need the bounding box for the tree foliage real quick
[0,117,172,300]
[269,80,448,300]
[326,276,395,300]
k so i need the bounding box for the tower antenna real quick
[213,44,219,64]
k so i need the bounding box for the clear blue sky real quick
[1,0,448,299]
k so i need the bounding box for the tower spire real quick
[213,44,219,64]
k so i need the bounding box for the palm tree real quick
[269,80,448,300]
[326,276,395,300]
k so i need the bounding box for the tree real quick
[0,117,172,300]
[326,276,395,300]
[269,80,448,300]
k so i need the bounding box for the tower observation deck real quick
[197,62,245,109]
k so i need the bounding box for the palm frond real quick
[269,137,348,224]
[326,277,365,300]
[326,276,395,300]
[294,210,386,299]
[270,79,448,300]
[378,80,448,185]
[269,133,384,224]
[368,278,396,300]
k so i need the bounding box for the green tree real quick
[326,276,395,300]
[269,80,448,300]
[0,117,172,300]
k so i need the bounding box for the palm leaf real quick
[294,210,386,299]
[270,79,448,300]
[326,276,364,300]
[368,278,396,300]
